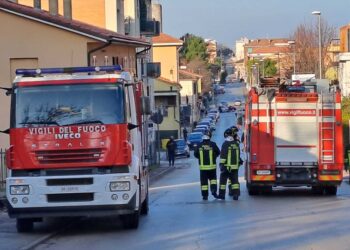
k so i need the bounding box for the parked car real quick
[196,124,210,131]
[208,108,220,121]
[234,99,242,106]
[193,127,208,135]
[174,139,190,158]
[198,121,215,131]
[187,132,203,150]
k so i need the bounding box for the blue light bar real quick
[16,65,122,76]
[287,86,306,92]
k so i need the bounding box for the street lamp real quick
[312,10,322,79]
[259,59,265,78]
[288,40,296,75]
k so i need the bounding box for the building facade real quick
[0,1,150,150]
[151,33,183,142]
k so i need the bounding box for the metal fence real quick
[0,148,6,189]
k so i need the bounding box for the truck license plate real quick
[60,186,79,192]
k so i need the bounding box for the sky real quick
[157,0,350,48]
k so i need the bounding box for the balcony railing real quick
[140,20,160,36]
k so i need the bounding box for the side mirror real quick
[0,87,13,96]
[0,128,9,134]
[128,123,138,130]
[141,96,151,115]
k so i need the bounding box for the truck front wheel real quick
[16,218,34,233]
[140,191,149,215]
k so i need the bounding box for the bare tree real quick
[290,18,336,78]
[184,57,213,93]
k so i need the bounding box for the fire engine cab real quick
[4,66,150,232]
[244,79,343,195]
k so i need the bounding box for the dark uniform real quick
[218,134,242,200]
[194,136,220,200]
[166,137,177,166]
[224,127,239,196]
[345,145,350,183]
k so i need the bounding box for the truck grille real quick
[35,149,103,164]
[47,193,94,203]
[46,178,93,186]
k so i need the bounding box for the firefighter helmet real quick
[202,131,211,140]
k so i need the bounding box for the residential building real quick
[151,33,183,142]
[338,24,350,96]
[325,39,340,81]
[244,38,293,84]
[234,37,249,80]
[179,70,203,127]
[152,3,162,33]
[0,1,150,149]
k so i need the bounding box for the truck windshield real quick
[14,83,125,128]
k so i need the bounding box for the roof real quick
[152,33,183,46]
[179,70,202,80]
[0,0,150,47]
[156,77,182,88]
[245,38,290,47]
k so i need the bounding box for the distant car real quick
[234,100,242,106]
[208,109,220,120]
[174,139,190,158]
[187,132,203,150]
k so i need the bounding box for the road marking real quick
[150,182,200,191]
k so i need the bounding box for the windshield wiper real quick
[64,120,104,126]
[20,121,60,126]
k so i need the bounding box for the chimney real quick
[49,0,58,15]
[63,0,72,19]
[34,0,41,9]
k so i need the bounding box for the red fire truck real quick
[244,80,343,195]
[4,66,150,232]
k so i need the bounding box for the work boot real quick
[212,193,218,199]
[202,196,208,201]
[233,195,239,201]
[217,195,225,200]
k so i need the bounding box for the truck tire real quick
[261,186,273,195]
[312,186,324,195]
[16,218,34,233]
[247,183,259,196]
[140,192,149,215]
[324,186,337,196]
[121,211,140,229]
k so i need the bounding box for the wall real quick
[124,0,140,37]
[152,46,178,82]
[18,0,112,32]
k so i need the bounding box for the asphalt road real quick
[3,82,350,250]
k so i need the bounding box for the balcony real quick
[140,20,160,36]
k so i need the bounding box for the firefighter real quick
[224,127,239,196]
[194,131,220,200]
[345,144,350,183]
[218,129,243,200]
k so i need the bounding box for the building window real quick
[112,56,119,65]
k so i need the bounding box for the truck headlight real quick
[110,181,130,192]
[10,185,30,195]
